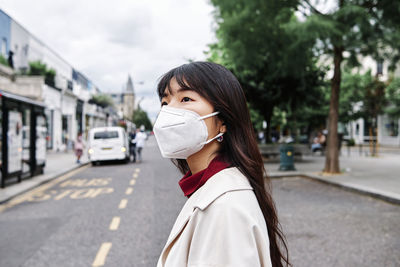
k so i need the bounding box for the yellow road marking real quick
[118,199,128,209]
[54,189,73,201]
[129,179,136,186]
[60,178,112,187]
[69,188,114,199]
[92,242,112,267]
[135,168,140,173]
[109,216,120,231]
[125,187,134,195]
[0,165,90,213]
[132,173,138,179]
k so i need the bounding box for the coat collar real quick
[164,167,253,248]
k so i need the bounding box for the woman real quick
[74,132,84,164]
[153,62,290,267]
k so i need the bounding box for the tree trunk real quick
[324,46,343,173]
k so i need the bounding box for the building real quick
[0,8,121,159]
[344,55,400,147]
[108,75,136,120]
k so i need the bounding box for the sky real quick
[0,0,216,121]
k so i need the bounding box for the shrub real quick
[0,54,9,67]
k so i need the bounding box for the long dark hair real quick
[157,61,290,267]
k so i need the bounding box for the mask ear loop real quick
[199,111,223,145]
[202,132,224,145]
[198,111,219,120]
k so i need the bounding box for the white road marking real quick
[118,199,128,209]
[125,187,134,195]
[92,242,112,267]
[109,216,121,231]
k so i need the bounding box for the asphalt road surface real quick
[0,136,399,267]
[273,177,400,267]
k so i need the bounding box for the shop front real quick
[0,90,46,188]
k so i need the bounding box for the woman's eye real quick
[181,97,192,102]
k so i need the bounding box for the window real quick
[377,61,383,75]
[94,131,119,139]
[382,116,399,137]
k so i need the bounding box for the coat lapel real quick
[159,167,254,265]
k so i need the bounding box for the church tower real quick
[123,75,135,120]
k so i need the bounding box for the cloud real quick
[0,0,216,120]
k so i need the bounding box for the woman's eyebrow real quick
[176,87,194,93]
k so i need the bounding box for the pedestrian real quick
[7,50,14,69]
[135,125,147,163]
[74,132,84,164]
[311,131,326,153]
[129,128,137,162]
[153,62,289,267]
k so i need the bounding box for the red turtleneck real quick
[178,155,231,198]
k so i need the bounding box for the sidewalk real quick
[265,152,400,204]
[0,150,89,204]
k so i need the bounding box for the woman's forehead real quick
[162,78,193,97]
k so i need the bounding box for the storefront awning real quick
[0,90,46,108]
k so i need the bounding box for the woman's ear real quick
[220,124,227,133]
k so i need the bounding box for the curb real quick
[268,172,400,205]
[0,162,90,205]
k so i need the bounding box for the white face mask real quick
[153,106,224,159]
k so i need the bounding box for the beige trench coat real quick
[157,167,272,267]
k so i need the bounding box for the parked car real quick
[87,127,129,165]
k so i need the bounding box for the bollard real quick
[279,144,296,171]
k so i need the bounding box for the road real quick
[0,136,399,267]
[0,137,186,267]
[273,177,400,267]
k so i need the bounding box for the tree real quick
[297,0,400,173]
[208,0,324,143]
[89,94,114,108]
[339,68,371,124]
[132,107,152,131]
[385,77,400,119]
[363,77,386,156]
[249,103,265,134]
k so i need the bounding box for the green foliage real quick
[132,107,152,131]
[292,1,400,170]
[28,61,57,87]
[208,0,325,142]
[347,138,355,147]
[385,78,400,118]
[28,61,47,75]
[89,94,114,108]
[0,54,9,67]
[363,78,387,119]
[338,68,391,124]
[339,69,372,123]
[248,103,264,132]
[298,1,400,67]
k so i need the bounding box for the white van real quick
[87,127,129,164]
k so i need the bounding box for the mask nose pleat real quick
[172,147,187,154]
[161,121,185,128]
